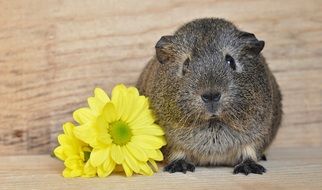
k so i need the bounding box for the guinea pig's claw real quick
[233,159,266,175]
[260,154,267,161]
[164,159,195,174]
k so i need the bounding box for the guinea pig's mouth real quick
[201,112,221,121]
[208,114,217,120]
[208,118,225,127]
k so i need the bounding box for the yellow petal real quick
[94,87,110,103]
[59,145,77,157]
[126,142,148,162]
[57,134,73,146]
[144,149,164,161]
[62,168,73,178]
[111,84,127,120]
[126,96,148,123]
[138,162,153,176]
[119,92,131,122]
[88,97,105,115]
[73,108,96,124]
[111,84,127,100]
[103,158,116,177]
[111,144,124,164]
[90,148,109,167]
[73,123,96,145]
[95,116,113,145]
[132,124,165,136]
[119,86,142,122]
[153,149,164,161]
[123,147,140,173]
[122,162,133,177]
[97,134,112,146]
[83,161,97,177]
[131,135,166,149]
[64,157,82,169]
[149,159,158,172]
[54,146,66,161]
[102,103,118,123]
[129,109,155,129]
[97,166,108,178]
[103,156,111,169]
[70,169,83,177]
[62,122,75,136]
[127,87,140,97]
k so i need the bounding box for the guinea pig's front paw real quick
[233,159,266,175]
[164,159,195,174]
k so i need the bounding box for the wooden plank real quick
[0,0,321,155]
[0,147,321,190]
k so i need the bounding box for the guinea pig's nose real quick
[201,92,221,103]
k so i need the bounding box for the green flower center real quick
[109,120,133,145]
[82,146,92,162]
[84,151,91,162]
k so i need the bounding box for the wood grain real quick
[0,0,321,155]
[0,147,321,190]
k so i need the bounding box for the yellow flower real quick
[73,84,166,177]
[54,122,96,177]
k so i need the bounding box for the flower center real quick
[84,151,91,162]
[82,146,92,162]
[109,120,132,145]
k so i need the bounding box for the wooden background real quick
[0,0,321,155]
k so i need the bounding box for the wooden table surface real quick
[1,147,322,190]
[0,0,321,189]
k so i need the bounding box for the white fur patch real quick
[168,150,186,161]
[242,145,257,161]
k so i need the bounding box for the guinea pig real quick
[137,18,282,175]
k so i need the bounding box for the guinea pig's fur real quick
[137,18,282,175]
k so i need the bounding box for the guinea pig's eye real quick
[182,58,190,76]
[225,54,236,70]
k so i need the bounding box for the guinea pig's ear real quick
[239,31,265,55]
[155,35,177,64]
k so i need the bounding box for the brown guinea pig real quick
[137,18,282,175]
